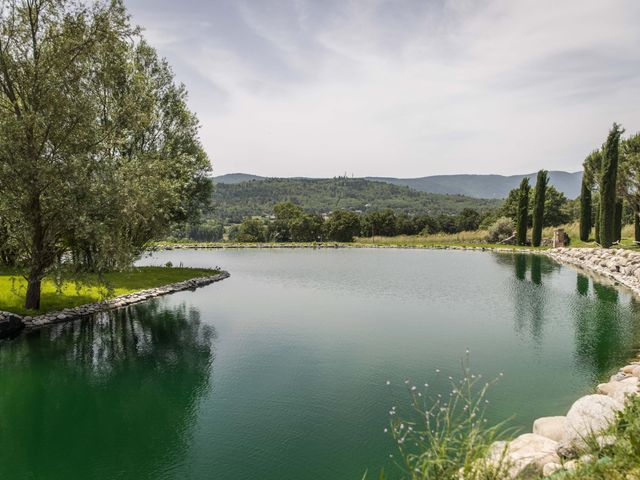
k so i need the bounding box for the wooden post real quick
[553,228,565,248]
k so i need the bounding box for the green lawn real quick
[0,266,219,316]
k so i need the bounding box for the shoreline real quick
[3,245,640,477]
[0,271,230,337]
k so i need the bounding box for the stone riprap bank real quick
[480,247,640,479]
[0,271,229,339]
[546,247,640,294]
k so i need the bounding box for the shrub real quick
[377,362,512,480]
[485,217,515,243]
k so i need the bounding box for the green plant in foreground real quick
[379,360,514,480]
[557,394,640,480]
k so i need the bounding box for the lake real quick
[1,248,639,479]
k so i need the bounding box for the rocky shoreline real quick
[2,246,640,478]
[156,241,540,254]
[479,247,640,479]
[0,271,230,339]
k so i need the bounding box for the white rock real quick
[595,435,616,449]
[562,394,624,447]
[564,459,579,471]
[542,462,563,476]
[610,372,629,382]
[598,377,639,403]
[632,366,640,378]
[532,416,567,442]
[486,434,559,479]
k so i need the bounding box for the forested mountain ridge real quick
[365,171,582,199]
[210,177,502,224]
[213,171,582,199]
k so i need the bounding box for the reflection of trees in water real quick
[506,254,554,344]
[0,300,215,480]
[572,275,640,383]
[572,279,625,382]
[576,273,589,296]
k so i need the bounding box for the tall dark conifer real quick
[516,178,530,246]
[614,199,623,243]
[599,123,624,248]
[531,170,548,247]
[635,204,640,245]
[579,171,592,242]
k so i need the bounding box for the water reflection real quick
[572,279,628,381]
[577,274,589,296]
[501,254,559,344]
[531,256,542,285]
[0,300,215,480]
[496,253,640,375]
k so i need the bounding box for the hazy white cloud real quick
[125,0,640,177]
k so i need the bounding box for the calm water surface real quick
[1,249,640,480]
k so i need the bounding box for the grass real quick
[0,266,219,316]
[551,394,640,480]
[368,362,514,480]
[376,362,640,480]
[156,221,640,251]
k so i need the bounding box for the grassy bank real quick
[154,222,640,251]
[0,266,219,316]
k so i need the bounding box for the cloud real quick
[125,0,640,177]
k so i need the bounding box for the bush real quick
[485,217,515,243]
[237,217,267,242]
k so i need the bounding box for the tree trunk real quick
[25,191,47,311]
[25,270,42,310]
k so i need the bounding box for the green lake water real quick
[1,249,640,479]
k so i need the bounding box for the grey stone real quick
[0,311,24,339]
[562,394,624,448]
[485,434,560,479]
[532,416,567,442]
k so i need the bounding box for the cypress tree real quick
[516,178,530,246]
[614,199,623,243]
[595,207,601,245]
[579,172,592,242]
[635,204,640,245]
[599,123,623,248]
[531,170,548,247]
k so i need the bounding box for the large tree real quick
[515,178,530,245]
[579,152,599,242]
[0,0,210,309]
[531,170,548,247]
[599,123,624,248]
[502,184,568,228]
[618,133,640,243]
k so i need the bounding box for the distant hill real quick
[211,177,502,223]
[213,171,582,199]
[365,171,582,199]
[213,173,265,184]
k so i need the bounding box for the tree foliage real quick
[599,123,624,248]
[531,170,548,247]
[211,177,502,224]
[325,210,361,242]
[515,178,530,245]
[0,0,210,308]
[579,152,598,241]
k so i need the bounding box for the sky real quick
[124,0,640,178]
